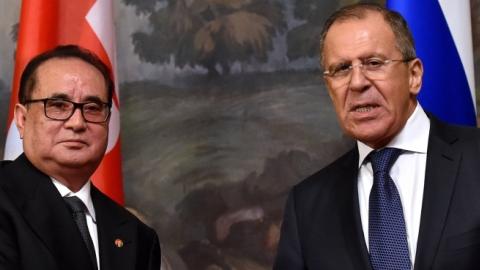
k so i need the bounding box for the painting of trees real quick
[123,0,286,76]
[285,0,384,61]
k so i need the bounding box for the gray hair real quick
[319,3,416,66]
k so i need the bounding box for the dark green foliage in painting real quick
[286,0,340,61]
[0,80,6,92]
[123,0,161,15]
[286,0,385,62]
[10,23,18,42]
[123,0,287,76]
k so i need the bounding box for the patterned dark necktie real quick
[368,148,411,270]
[64,196,98,270]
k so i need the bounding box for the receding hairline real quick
[19,45,114,105]
[26,56,110,100]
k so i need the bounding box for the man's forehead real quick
[329,11,387,33]
[36,57,100,75]
[323,13,396,60]
[33,57,108,98]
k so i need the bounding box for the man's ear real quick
[408,58,423,96]
[14,104,27,139]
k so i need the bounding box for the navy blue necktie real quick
[368,148,411,270]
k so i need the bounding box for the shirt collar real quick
[357,103,430,167]
[52,178,96,222]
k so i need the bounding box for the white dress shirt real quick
[357,104,430,265]
[52,179,100,269]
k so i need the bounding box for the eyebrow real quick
[360,53,388,60]
[48,92,107,103]
[329,53,390,65]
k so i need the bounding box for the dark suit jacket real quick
[274,117,480,270]
[0,154,160,270]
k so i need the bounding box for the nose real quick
[64,107,87,131]
[348,64,370,92]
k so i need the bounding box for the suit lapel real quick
[414,119,461,269]
[336,149,372,270]
[0,154,95,270]
[92,187,137,270]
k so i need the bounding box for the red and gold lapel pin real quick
[114,238,124,248]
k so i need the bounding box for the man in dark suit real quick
[274,3,480,270]
[0,45,160,270]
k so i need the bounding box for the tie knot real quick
[64,196,87,214]
[369,147,402,175]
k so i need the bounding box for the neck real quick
[31,160,92,192]
[24,154,97,192]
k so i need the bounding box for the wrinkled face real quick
[322,12,423,148]
[15,57,109,175]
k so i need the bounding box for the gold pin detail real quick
[114,238,124,248]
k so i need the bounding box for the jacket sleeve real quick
[144,227,161,270]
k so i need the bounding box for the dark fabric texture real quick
[0,154,161,270]
[64,196,98,270]
[273,115,480,270]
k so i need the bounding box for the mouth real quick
[351,104,379,113]
[61,140,88,147]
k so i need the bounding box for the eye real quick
[83,102,103,113]
[364,58,385,69]
[330,62,352,76]
[46,99,71,111]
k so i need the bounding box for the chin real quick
[348,127,388,146]
[56,159,90,169]
[55,154,99,168]
[357,132,391,148]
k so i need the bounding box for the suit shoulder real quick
[92,188,158,236]
[430,116,480,145]
[0,160,13,169]
[0,160,15,181]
